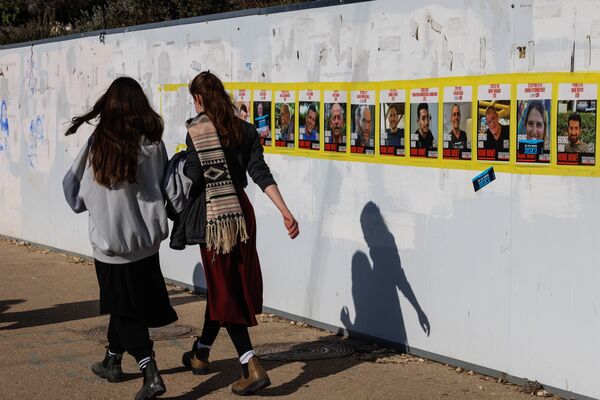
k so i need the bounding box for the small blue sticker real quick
[473,167,496,192]
[518,139,544,155]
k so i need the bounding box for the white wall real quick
[1,1,600,398]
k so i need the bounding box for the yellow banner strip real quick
[158,72,600,178]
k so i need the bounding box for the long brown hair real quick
[189,71,243,147]
[65,77,163,188]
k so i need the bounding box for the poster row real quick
[228,83,598,166]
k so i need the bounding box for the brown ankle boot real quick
[181,340,210,375]
[231,356,271,396]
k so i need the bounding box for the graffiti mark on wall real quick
[26,116,45,169]
[25,49,38,95]
[0,99,8,152]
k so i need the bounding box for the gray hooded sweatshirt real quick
[62,138,169,264]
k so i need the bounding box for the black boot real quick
[182,338,210,375]
[135,358,166,400]
[91,350,123,383]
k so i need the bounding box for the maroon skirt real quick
[200,189,263,327]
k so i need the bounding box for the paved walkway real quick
[0,238,555,399]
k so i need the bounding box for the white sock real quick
[239,350,255,364]
[196,341,211,350]
[138,356,151,370]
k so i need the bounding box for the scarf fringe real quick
[206,216,249,255]
[188,115,250,257]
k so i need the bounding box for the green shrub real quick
[0,0,308,45]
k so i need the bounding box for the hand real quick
[282,211,299,239]
[418,311,430,336]
[340,306,351,328]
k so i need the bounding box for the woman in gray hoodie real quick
[62,77,176,400]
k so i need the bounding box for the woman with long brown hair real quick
[180,71,299,395]
[63,76,176,400]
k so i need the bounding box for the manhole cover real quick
[81,324,197,343]
[255,341,355,361]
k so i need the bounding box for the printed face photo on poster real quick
[477,100,510,161]
[351,104,374,148]
[275,102,295,142]
[325,102,346,144]
[234,101,250,122]
[443,102,471,150]
[253,101,271,140]
[380,102,405,147]
[556,99,596,165]
[409,102,438,157]
[516,99,551,162]
[299,102,319,142]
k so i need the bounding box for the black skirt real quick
[94,252,178,328]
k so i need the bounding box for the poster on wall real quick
[324,90,347,153]
[410,87,438,158]
[232,89,250,123]
[274,89,295,148]
[350,90,375,154]
[299,89,320,150]
[557,83,596,166]
[516,83,552,163]
[443,86,472,160]
[477,84,511,161]
[253,89,272,146]
[380,89,405,157]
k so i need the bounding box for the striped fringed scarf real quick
[187,113,249,254]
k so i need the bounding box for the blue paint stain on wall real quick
[35,116,44,140]
[27,115,43,168]
[0,99,8,152]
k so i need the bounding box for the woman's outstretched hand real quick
[283,211,299,239]
[264,184,299,239]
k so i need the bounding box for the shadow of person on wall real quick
[341,201,430,351]
[161,203,430,399]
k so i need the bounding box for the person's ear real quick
[194,94,203,108]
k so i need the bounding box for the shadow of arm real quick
[397,268,430,336]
